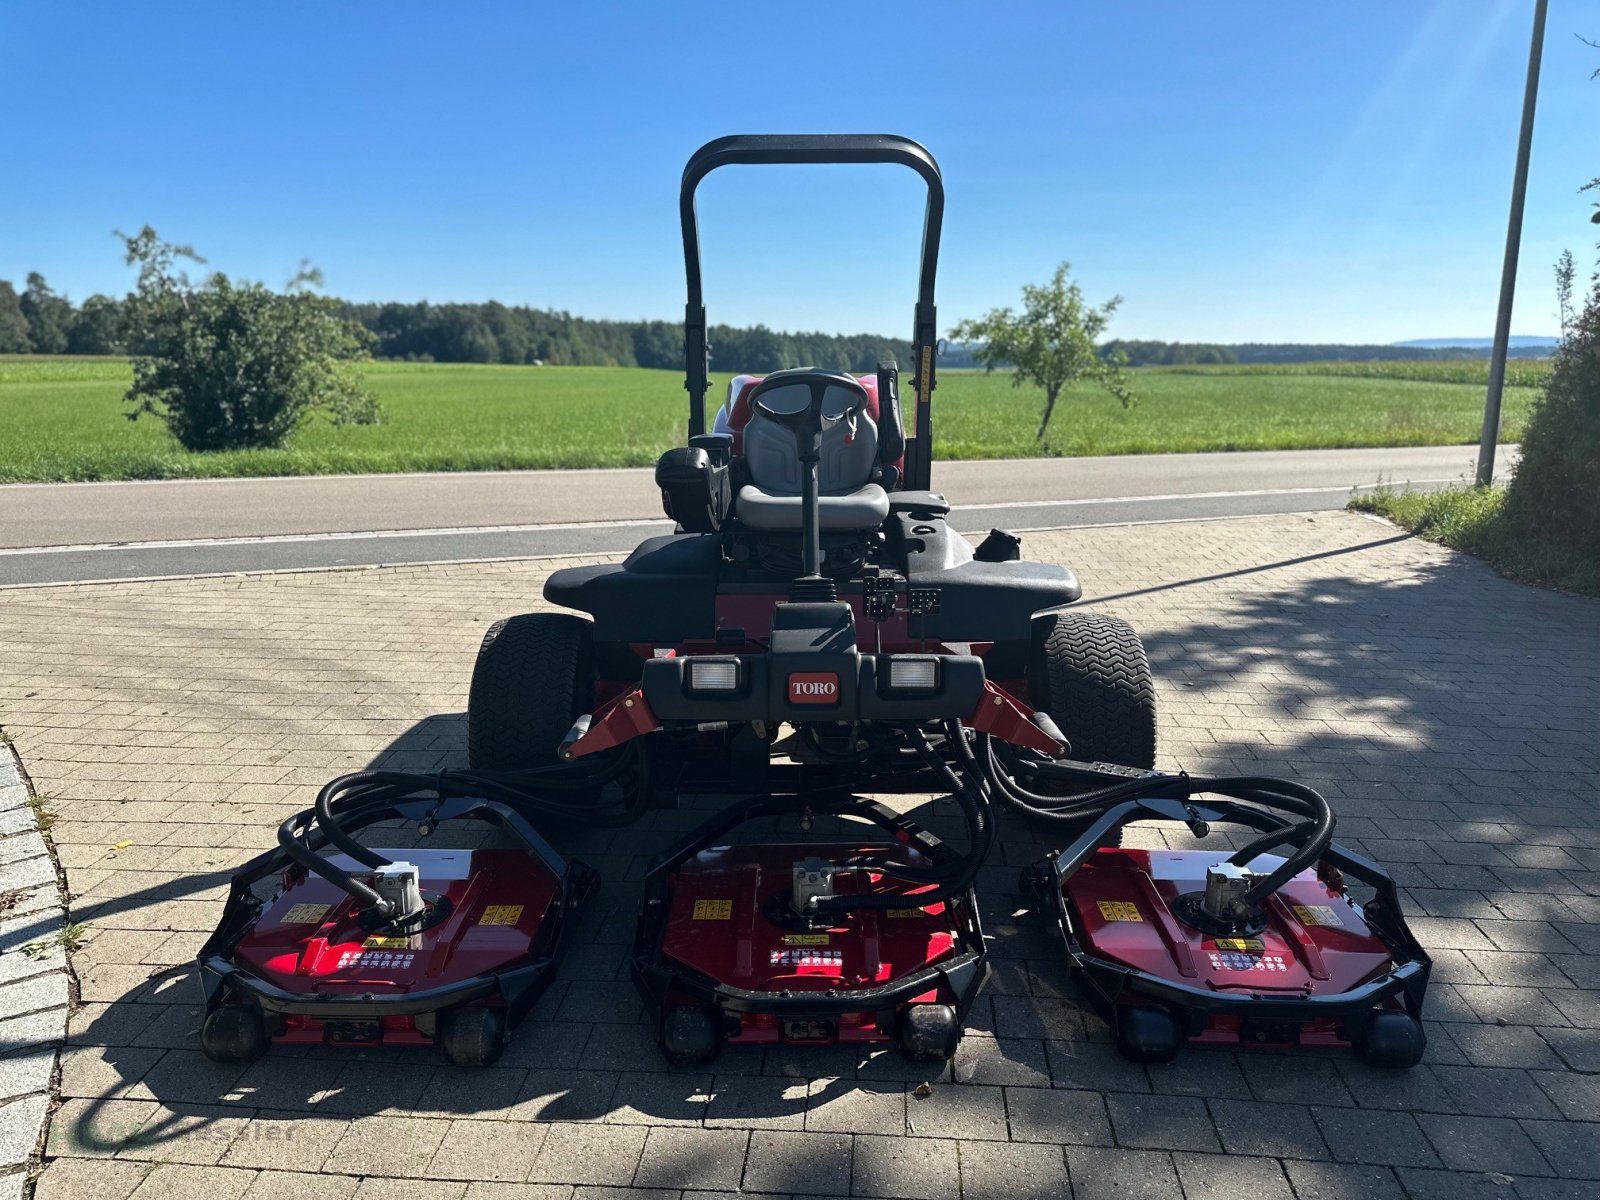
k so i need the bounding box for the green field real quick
[0,357,1539,482]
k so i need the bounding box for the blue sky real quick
[3,1,1593,343]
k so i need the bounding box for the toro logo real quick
[788,672,840,705]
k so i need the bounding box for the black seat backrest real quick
[742,371,879,497]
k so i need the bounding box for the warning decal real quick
[1097,900,1143,922]
[479,905,524,926]
[692,899,733,921]
[781,933,829,946]
[279,903,331,925]
[335,949,416,971]
[1209,951,1289,973]
[1213,937,1264,952]
[363,935,410,949]
[885,908,927,919]
[770,948,843,968]
[1293,904,1342,928]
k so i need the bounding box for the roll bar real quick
[679,134,943,489]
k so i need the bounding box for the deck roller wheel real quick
[1114,1006,1183,1064]
[200,1005,269,1064]
[661,1006,722,1066]
[1354,1011,1426,1069]
[437,1006,507,1067]
[898,1003,960,1063]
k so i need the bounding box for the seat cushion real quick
[736,483,890,531]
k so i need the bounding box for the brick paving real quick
[0,510,1594,1199]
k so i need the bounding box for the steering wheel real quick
[749,373,868,459]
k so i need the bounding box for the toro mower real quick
[199,134,1430,1071]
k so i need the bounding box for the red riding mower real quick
[197,135,1428,1071]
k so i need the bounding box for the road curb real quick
[0,740,72,1198]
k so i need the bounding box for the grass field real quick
[0,357,1538,482]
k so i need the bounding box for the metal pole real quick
[1477,0,1548,486]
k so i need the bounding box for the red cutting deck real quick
[658,842,965,1042]
[232,848,560,1044]
[1065,848,1397,1046]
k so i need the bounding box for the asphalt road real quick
[0,444,1508,586]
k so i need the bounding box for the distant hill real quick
[1392,336,1559,351]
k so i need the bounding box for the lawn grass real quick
[1350,483,1597,596]
[0,357,1536,482]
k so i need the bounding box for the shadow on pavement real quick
[38,532,1600,1184]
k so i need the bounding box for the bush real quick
[1350,484,1596,595]
[121,227,378,451]
[1501,253,1600,563]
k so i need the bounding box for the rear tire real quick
[468,613,594,770]
[1029,611,1157,769]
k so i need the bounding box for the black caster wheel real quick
[898,1003,960,1063]
[1114,1007,1183,1064]
[200,1005,269,1064]
[1017,864,1050,902]
[661,1006,722,1066]
[437,1006,507,1067]
[1355,1011,1426,1069]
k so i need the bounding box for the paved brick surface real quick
[0,511,1595,1199]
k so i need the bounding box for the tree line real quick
[0,273,912,372]
[2,269,1548,370]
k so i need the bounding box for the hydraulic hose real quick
[280,741,652,914]
[812,721,994,916]
[984,743,1337,911]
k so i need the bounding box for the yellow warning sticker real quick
[782,933,830,946]
[364,935,410,949]
[1214,937,1264,952]
[1293,904,1342,928]
[479,905,525,926]
[1097,900,1143,922]
[692,899,732,921]
[885,908,927,919]
[280,903,331,925]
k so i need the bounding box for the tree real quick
[950,262,1131,439]
[120,226,379,451]
[0,281,30,353]
[20,272,73,355]
[67,294,125,355]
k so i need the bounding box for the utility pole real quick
[1477,0,1548,486]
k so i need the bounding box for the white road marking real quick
[0,480,1453,556]
[0,508,1391,591]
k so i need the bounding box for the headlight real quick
[685,657,741,693]
[883,656,940,692]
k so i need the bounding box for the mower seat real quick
[735,372,890,532]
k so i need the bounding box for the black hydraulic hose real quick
[277,807,390,914]
[282,740,652,915]
[316,772,413,869]
[984,742,1337,909]
[812,721,994,916]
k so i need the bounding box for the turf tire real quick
[1029,611,1157,770]
[467,613,594,771]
